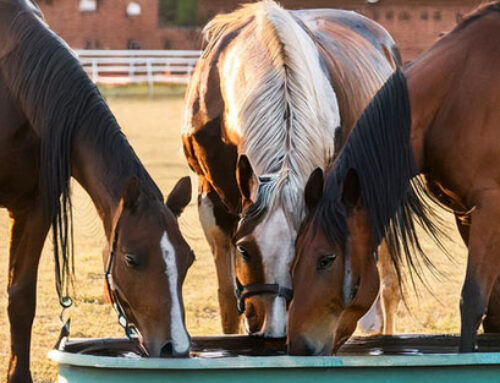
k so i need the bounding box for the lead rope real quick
[54,294,73,350]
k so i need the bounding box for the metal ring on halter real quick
[235,277,294,315]
[60,295,73,308]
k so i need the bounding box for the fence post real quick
[146,59,154,97]
[75,50,202,89]
[92,59,98,83]
[129,58,135,81]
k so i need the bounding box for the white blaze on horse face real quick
[160,231,190,355]
[265,296,287,338]
[252,206,295,337]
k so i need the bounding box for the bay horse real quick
[1,1,193,382]
[183,0,401,338]
[288,2,500,355]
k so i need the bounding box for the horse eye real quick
[317,254,336,270]
[237,245,250,262]
[125,254,139,268]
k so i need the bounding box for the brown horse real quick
[183,0,401,338]
[289,2,500,355]
[1,1,193,382]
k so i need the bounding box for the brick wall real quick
[38,0,482,61]
[38,0,203,50]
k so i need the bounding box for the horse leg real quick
[7,202,50,383]
[198,177,241,333]
[357,294,383,334]
[358,240,400,334]
[454,213,500,333]
[483,278,500,333]
[378,240,400,335]
[459,203,500,352]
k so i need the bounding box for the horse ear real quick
[304,168,324,211]
[166,176,192,217]
[122,176,142,212]
[236,154,256,202]
[341,168,361,210]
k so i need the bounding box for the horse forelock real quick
[207,1,340,232]
[235,171,305,244]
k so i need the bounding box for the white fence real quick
[75,50,201,94]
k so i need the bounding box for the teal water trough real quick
[48,335,500,383]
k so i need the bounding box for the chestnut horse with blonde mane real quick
[1,1,194,382]
[183,0,401,338]
[289,2,500,355]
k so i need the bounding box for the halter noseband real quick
[104,223,141,342]
[235,277,293,315]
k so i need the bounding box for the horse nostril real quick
[160,342,173,357]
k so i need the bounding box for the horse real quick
[182,0,402,338]
[1,1,194,381]
[288,2,500,355]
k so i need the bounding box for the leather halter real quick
[235,277,293,315]
[104,223,141,341]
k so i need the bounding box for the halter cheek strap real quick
[235,277,294,315]
[104,224,145,348]
[57,222,147,355]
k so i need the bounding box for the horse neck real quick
[404,36,458,171]
[71,122,159,238]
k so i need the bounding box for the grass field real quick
[0,97,469,382]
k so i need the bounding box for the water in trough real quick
[60,334,500,358]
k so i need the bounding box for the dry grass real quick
[0,97,468,382]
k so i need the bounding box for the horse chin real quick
[287,314,336,355]
[288,334,333,356]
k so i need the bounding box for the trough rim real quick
[48,350,500,370]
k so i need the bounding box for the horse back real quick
[294,9,400,144]
[182,7,400,210]
[0,0,42,60]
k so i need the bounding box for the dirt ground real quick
[0,97,468,382]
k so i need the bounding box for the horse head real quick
[233,155,296,338]
[106,176,194,357]
[288,168,379,355]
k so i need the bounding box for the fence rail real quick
[75,50,202,94]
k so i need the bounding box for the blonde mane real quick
[203,0,340,228]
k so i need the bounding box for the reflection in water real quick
[62,334,500,358]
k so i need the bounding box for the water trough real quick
[49,334,500,383]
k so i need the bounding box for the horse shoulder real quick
[182,42,243,212]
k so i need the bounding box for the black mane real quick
[315,69,444,287]
[2,11,161,303]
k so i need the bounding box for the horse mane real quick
[2,10,161,303]
[315,69,445,288]
[452,1,500,33]
[204,0,340,230]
